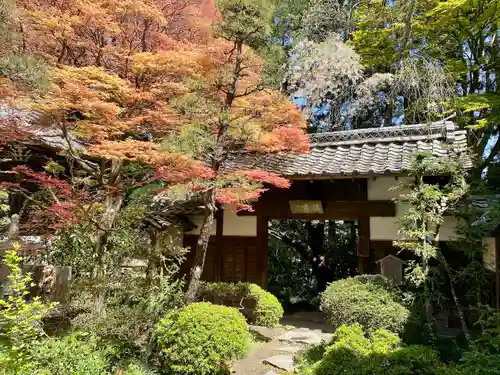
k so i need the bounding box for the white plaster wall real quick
[367,176,412,201]
[222,209,257,236]
[368,177,459,241]
[184,210,257,237]
[369,177,407,241]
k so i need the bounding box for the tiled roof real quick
[460,195,500,230]
[223,121,471,178]
[1,109,84,151]
[5,109,471,179]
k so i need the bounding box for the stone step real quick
[263,355,295,373]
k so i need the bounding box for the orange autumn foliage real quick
[1,0,311,292]
[8,0,308,195]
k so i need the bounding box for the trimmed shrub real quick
[297,324,443,375]
[153,302,251,375]
[16,333,110,375]
[197,282,284,327]
[320,275,409,333]
[248,283,284,326]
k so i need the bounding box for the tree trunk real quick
[184,189,217,304]
[92,192,123,279]
[92,160,124,280]
[438,250,472,345]
[184,41,245,302]
[422,256,435,338]
[422,219,435,339]
[308,221,328,291]
[495,27,500,95]
[147,228,161,285]
[384,100,393,127]
[328,220,337,242]
[396,0,416,63]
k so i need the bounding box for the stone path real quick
[232,313,333,375]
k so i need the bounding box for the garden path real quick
[232,312,333,375]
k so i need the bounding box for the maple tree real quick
[1,0,308,286]
[168,0,309,302]
[1,0,213,277]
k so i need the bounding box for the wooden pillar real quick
[257,215,269,289]
[215,206,224,282]
[357,216,371,274]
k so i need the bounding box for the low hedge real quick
[297,324,444,375]
[197,282,284,327]
[320,275,409,333]
[13,333,110,375]
[153,302,250,375]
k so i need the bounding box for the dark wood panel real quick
[222,248,235,282]
[215,208,224,282]
[357,217,370,257]
[325,200,395,218]
[240,200,395,219]
[234,246,246,282]
[246,244,261,284]
[202,244,216,281]
[182,234,264,287]
[260,179,368,203]
[181,235,218,281]
[237,179,394,220]
[257,215,268,288]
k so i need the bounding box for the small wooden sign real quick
[289,200,324,214]
[376,254,406,285]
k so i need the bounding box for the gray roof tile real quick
[222,121,472,177]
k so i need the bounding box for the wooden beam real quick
[287,173,411,180]
[357,216,370,258]
[238,200,395,219]
[358,257,369,275]
[286,172,451,180]
[257,215,269,289]
[324,201,395,218]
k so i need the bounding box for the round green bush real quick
[248,284,284,327]
[320,275,409,333]
[154,302,251,375]
[297,324,443,375]
[196,282,284,327]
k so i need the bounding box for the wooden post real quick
[357,216,371,274]
[257,215,269,289]
[215,206,224,282]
